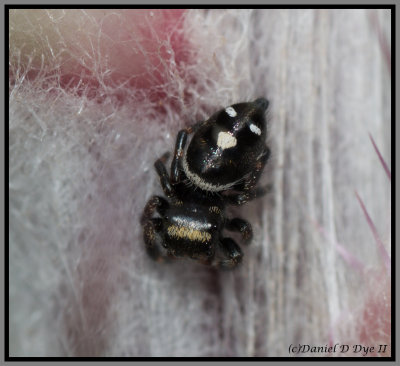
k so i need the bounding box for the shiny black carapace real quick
[141,98,270,269]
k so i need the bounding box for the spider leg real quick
[225,217,253,244]
[141,196,170,262]
[223,184,271,206]
[214,237,243,270]
[143,218,165,261]
[170,120,205,184]
[140,195,169,224]
[154,152,175,198]
[171,130,188,184]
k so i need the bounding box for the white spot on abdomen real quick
[249,123,261,135]
[217,131,237,149]
[225,106,237,117]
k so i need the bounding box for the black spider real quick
[141,98,270,269]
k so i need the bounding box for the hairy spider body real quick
[179,97,270,196]
[141,98,270,269]
[141,182,252,269]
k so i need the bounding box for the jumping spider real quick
[141,98,270,269]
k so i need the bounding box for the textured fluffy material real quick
[9,9,391,357]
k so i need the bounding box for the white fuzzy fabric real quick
[9,9,391,357]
